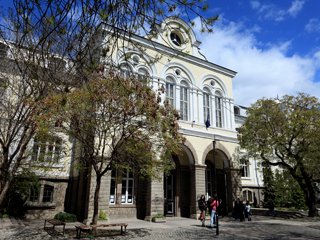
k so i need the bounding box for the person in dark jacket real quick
[233,198,245,221]
[198,195,207,226]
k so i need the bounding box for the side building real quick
[234,105,264,207]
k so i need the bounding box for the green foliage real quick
[6,171,39,217]
[98,210,108,220]
[54,212,77,222]
[152,213,165,221]
[262,163,275,210]
[240,93,320,216]
[274,170,307,210]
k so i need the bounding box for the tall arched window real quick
[203,87,211,127]
[180,80,189,121]
[165,76,175,106]
[215,91,223,128]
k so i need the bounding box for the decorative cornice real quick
[179,127,239,143]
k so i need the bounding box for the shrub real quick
[54,212,77,222]
[98,210,108,220]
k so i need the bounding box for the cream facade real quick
[68,17,243,222]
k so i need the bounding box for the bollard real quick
[215,214,219,235]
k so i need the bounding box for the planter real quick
[152,217,166,223]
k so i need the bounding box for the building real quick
[1,17,248,221]
[67,17,242,221]
[234,105,264,207]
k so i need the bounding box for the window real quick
[242,190,253,202]
[109,169,134,205]
[234,106,240,115]
[180,81,189,121]
[32,135,62,162]
[170,32,182,46]
[206,167,212,197]
[109,169,116,204]
[137,68,150,82]
[203,88,211,127]
[240,159,250,178]
[27,181,55,206]
[165,77,175,106]
[43,185,54,203]
[119,63,132,78]
[29,186,39,202]
[121,170,134,204]
[215,91,223,128]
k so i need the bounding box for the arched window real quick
[137,67,150,82]
[119,63,132,78]
[180,80,189,121]
[165,76,175,106]
[215,91,223,128]
[242,190,253,202]
[203,87,211,127]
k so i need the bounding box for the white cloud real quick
[193,18,320,106]
[288,0,305,17]
[250,0,304,22]
[305,18,320,33]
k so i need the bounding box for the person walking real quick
[198,195,207,226]
[245,201,252,221]
[210,196,219,228]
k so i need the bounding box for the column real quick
[192,164,206,219]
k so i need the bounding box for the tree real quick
[273,169,306,210]
[0,0,217,212]
[240,93,320,217]
[47,72,183,224]
[261,162,275,211]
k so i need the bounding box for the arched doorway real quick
[205,148,231,216]
[164,146,195,217]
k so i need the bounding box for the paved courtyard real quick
[1,215,320,240]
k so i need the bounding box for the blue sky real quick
[1,0,320,106]
[193,0,320,106]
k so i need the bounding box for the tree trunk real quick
[91,174,101,225]
[0,180,10,210]
[306,189,318,217]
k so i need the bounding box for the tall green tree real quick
[47,73,184,224]
[240,93,320,217]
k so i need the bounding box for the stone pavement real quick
[1,215,320,240]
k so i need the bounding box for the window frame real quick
[203,87,211,126]
[180,80,189,121]
[109,169,135,205]
[240,159,250,178]
[32,135,62,163]
[215,91,223,128]
[165,76,175,107]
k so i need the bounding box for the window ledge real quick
[25,202,56,209]
[241,177,251,180]
[109,204,135,208]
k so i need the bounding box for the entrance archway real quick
[164,146,195,217]
[205,149,231,216]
